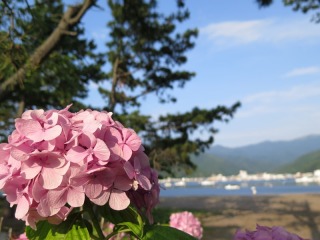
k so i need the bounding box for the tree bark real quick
[0,0,96,96]
[108,58,119,112]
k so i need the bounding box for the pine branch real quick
[0,0,96,96]
[109,58,120,112]
[16,97,25,118]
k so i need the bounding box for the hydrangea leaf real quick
[116,222,142,238]
[100,205,144,238]
[100,205,143,227]
[26,213,91,240]
[143,225,196,240]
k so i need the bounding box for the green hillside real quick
[190,153,238,176]
[190,135,320,176]
[277,150,320,173]
[191,153,272,176]
[209,135,320,169]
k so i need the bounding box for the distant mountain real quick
[191,135,320,176]
[277,150,320,173]
[190,153,271,177]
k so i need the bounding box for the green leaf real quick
[143,225,197,240]
[26,213,90,240]
[99,205,144,238]
[100,205,143,227]
[117,222,142,238]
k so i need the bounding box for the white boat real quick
[200,180,215,186]
[295,176,314,183]
[250,186,257,195]
[224,184,240,190]
[163,182,173,188]
[174,180,186,187]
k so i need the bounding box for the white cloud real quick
[243,83,320,104]
[201,20,271,45]
[236,105,276,118]
[91,29,108,40]
[233,83,320,123]
[215,102,320,147]
[215,123,320,148]
[284,66,320,78]
[201,18,320,47]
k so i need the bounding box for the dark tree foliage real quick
[102,0,240,176]
[0,0,240,176]
[256,0,320,22]
[0,0,104,141]
[102,0,197,112]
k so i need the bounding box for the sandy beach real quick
[158,194,320,240]
[0,194,319,239]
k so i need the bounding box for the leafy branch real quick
[0,0,96,95]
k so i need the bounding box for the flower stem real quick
[84,198,105,239]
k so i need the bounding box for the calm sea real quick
[159,179,320,197]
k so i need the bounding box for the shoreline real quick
[159,193,320,209]
[158,194,320,239]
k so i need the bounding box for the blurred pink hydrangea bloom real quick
[234,224,306,240]
[13,233,28,240]
[103,222,128,239]
[0,105,160,229]
[169,211,203,239]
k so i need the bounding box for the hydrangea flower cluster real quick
[234,224,305,240]
[13,233,28,240]
[103,222,128,239]
[169,211,203,239]
[0,105,160,229]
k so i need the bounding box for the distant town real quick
[159,170,320,190]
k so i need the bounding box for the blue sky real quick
[79,0,320,147]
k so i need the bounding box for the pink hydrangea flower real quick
[103,222,128,239]
[13,232,28,240]
[0,105,160,228]
[234,224,306,240]
[169,211,203,239]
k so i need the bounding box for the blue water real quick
[160,180,320,197]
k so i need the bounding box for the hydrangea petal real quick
[30,109,45,121]
[47,188,68,208]
[121,144,132,161]
[67,188,85,207]
[109,189,130,211]
[71,173,90,187]
[79,132,96,149]
[114,175,132,191]
[21,160,42,179]
[123,161,135,179]
[17,119,44,142]
[85,179,103,199]
[0,144,10,164]
[40,168,63,189]
[66,146,87,163]
[94,139,110,161]
[0,165,10,188]
[37,198,60,217]
[44,125,62,141]
[123,129,141,151]
[90,190,110,206]
[10,145,32,161]
[83,116,101,133]
[15,195,30,219]
[137,175,152,190]
[32,180,47,202]
[134,157,141,172]
[45,112,59,127]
